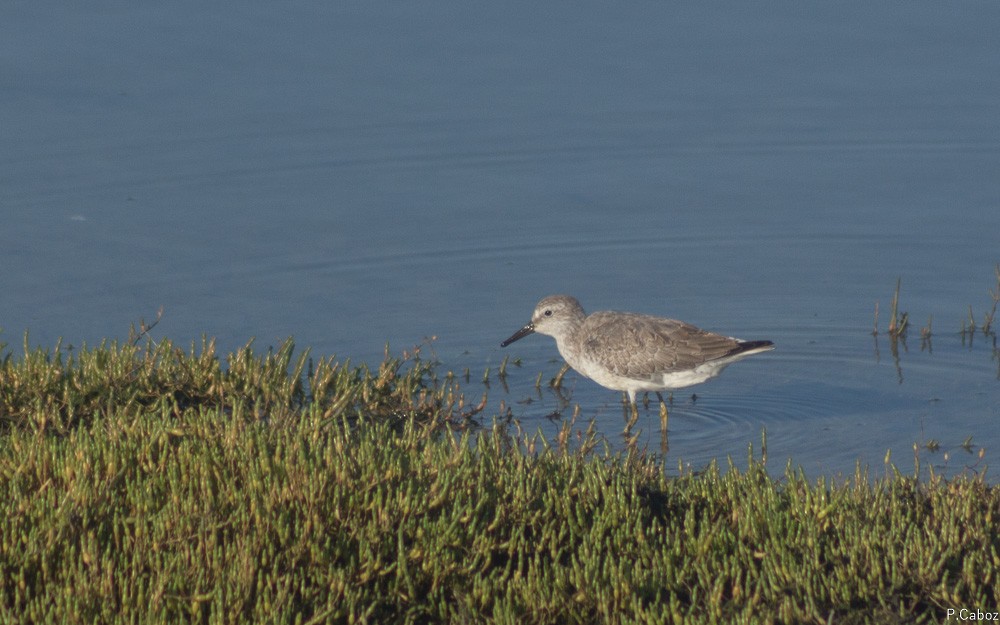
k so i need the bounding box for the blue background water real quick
[3,2,998,478]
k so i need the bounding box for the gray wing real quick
[579,312,742,380]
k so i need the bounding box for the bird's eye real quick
[544,309,552,317]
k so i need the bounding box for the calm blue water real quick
[3,2,999,479]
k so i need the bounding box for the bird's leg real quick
[656,392,669,431]
[621,392,640,423]
[624,402,639,432]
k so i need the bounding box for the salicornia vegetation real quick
[0,336,997,624]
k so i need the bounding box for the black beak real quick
[500,322,535,347]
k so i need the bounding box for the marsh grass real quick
[872,278,909,340]
[0,334,486,437]
[875,271,1000,382]
[1,337,998,623]
[983,264,1000,336]
[958,265,1000,342]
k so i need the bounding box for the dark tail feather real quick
[731,339,774,355]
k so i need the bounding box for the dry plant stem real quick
[551,362,570,389]
[128,306,164,345]
[888,277,908,338]
[983,264,999,334]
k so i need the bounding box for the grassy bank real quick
[0,338,997,624]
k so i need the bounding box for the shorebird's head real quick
[500,295,585,347]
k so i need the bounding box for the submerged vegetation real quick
[872,265,1000,345]
[873,268,1000,388]
[0,336,998,624]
